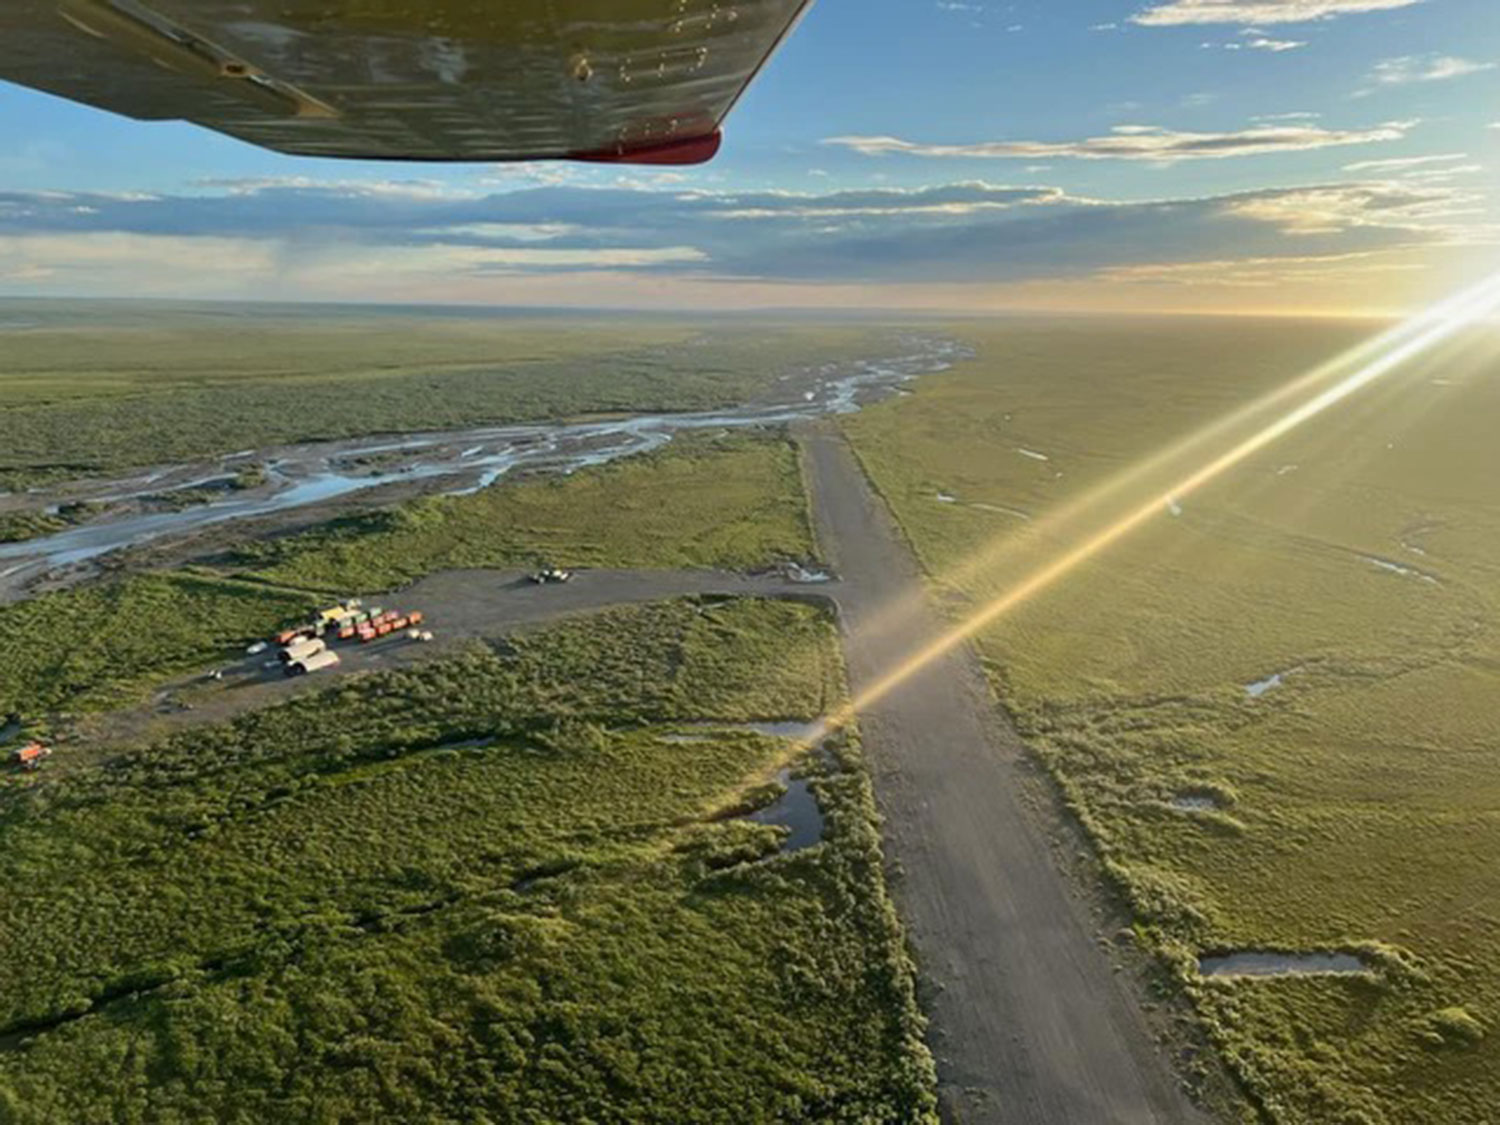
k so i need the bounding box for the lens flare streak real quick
[817,271,1500,741]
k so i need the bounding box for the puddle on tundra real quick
[1199,951,1369,978]
[1171,793,1223,812]
[1362,555,1439,585]
[746,768,825,852]
[435,736,497,752]
[934,492,1033,521]
[971,502,1031,521]
[1244,671,1292,699]
[660,721,823,745]
[659,722,829,851]
[783,563,833,585]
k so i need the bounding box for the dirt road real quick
[801,429,1201,1124]
[396,567,829,637]
[79,568,828,749]
[51,432,1200,1123]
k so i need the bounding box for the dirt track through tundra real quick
[57,433,1201,1122]
[801,429,1200,1124]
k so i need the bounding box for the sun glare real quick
[814,268,1500,743]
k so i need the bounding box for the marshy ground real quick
[5,304,1495,1123]
[845,315,1500,1124]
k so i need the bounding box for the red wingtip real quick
[572,129,723,166]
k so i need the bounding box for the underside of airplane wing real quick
[0,0,813,164]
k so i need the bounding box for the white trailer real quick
[286,649,340,677]
[279,637,327,664]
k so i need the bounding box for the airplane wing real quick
[0,0,813,164]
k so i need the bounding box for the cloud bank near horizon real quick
[0,170,1479,308]
[1132,0,1423,26]
[822,121,1414,163]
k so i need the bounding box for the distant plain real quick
[846,315,1500,1124]
[0,302,937,1124]
[5,302,1497,1122]
[0,300,892,489]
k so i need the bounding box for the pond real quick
[1170,793,1223,812]
[745,768,825,853]
[1199,951,1369,977]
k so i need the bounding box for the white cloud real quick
[822,121,1414,163]
[192,176,472,200]
[711,195,1062,220]
[1398,164,1483,182]
[1227,182,1480,234]
[1133,0,1423,25]
[1366,55,1496,87]
[0,175,1485,301]
[1343,152,1468,171]
[414,223,579,242]
[1243,34,1307,50]
[1097,251,1426,288]
[434,246,708,269]
[0,233,278,295]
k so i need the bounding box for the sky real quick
[1,0,1497,314]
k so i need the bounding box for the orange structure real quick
[11,742,51,770]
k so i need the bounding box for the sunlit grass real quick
[0,431,815,723]
[233,432,816,592]
[0,600,935,1122]
[846,315,1500,1123]
[0,301,894,487]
